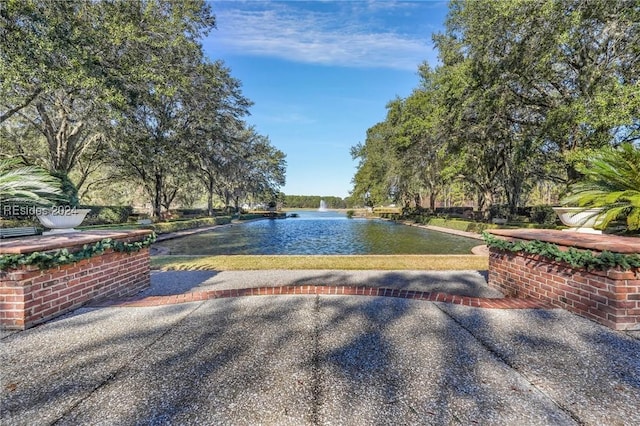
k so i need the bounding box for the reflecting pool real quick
[156,210,480,255]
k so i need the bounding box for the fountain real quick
[318,199,328,212]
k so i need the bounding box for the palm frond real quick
[562,143,640,231]
[0,158,63,207]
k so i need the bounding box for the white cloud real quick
[207,2,436,71]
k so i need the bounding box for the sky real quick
[202,1,449,198]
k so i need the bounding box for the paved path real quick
[93,270,546,310]
[150,270,500,295]
[2,271,639,425]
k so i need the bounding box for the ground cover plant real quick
[0,233,157,271]
[483,232,640,271]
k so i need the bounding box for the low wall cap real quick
[487,229,640,255]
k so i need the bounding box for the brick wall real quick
[1,247,150,330]
[488,249,640,330]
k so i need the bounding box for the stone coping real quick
[488,229,640,254]
[0,229,153,255]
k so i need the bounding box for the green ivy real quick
[482,232,640,271]
[0,233,157,271]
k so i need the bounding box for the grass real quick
[151,254,488,271]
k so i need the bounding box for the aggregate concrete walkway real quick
[2,271,639,425]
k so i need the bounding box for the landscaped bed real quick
[485,229,640,331]
[0,230,155,330]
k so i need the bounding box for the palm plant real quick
[0,158,62,207]
[562,143,640,231]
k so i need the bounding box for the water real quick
[157,210,480,255]
[318,200,328,211]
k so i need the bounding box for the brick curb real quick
[90,285,551,310]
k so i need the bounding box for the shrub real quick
[377,212,401,220]
[489,204,509,219]
[81,205,134,225]
[434,207,467,216]
[238,213,267,221]
[174,208,209,218]
[530,205,557,225]
[145,216,231,233]
[426,217,497,233]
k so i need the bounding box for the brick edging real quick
[90,285,550,309]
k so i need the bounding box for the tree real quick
[351,120,398,207]
[1,0,100,124]
[241,131,287,204]
[389,64,454,209]
[1,0,113,194]
[111,88,195,218]
[212,128,286,212]
[351,0,640,217]
[440,0,640,183]
[1,0,215,122]
[1,0,216,208]
[433,1,548,216]
[188,62,253,215]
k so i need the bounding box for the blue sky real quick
[202,1,449,198]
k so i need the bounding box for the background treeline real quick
[351,0,639,219]
[0,0,286,218]
[282,195,348,209]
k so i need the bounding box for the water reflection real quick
[158,210,479,255]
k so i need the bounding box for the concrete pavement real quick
[145,270,503,298]
[2,271,639,425]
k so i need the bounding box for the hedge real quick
[80,205,133,225]
[419,217,498,233]
[144,216,231,234]
[238,213,286,220]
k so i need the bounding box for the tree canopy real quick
[351,0,640,217]
[0,0,286,217]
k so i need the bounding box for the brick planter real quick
[0,230,152,330]
[487,229,640,330]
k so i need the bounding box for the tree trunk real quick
[413,193,421,209]
[481,189,494,220]
[506,185,520,215]
[162,187,178,213]
[224,191,231,213]
[153,173,163,218]
[207,179,215,217]
[429,192,437,211]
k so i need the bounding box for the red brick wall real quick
[489,249,640,330]
[0,248,150,330]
